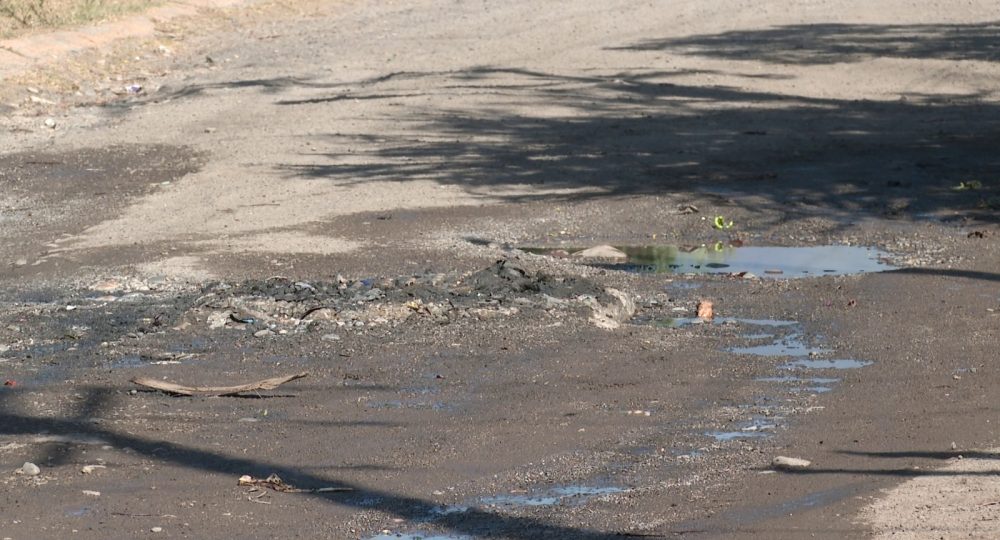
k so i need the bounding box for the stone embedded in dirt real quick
[585,288,636,330]
[572,245,628,260]
[44,118,56,129]
[14,259,28,267]
[207,311,229,329]
[82,490,101,497]
[771,456,811,471]
[253,329,274,338]
[91,279,122,292]
[321,333,341,342]
[81,465,106,474]
[18,462,41,476]
[697,300,714,320]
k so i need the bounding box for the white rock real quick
[18,462,40,476]
[43,118,56,129]
[82,490,101,497]
[771,456,811,471]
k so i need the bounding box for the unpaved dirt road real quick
[2,1,1000,538]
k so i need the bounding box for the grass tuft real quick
[1,0,163,39]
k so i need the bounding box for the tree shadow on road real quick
[270,64,999,227]
[611,22,1000,64]
[0,386,627,539]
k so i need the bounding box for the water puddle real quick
[368,534,470,540]
[706,416,779,441]
[780,358,873,370]
[366,400,454,411]
[526,244,894,277]
[728,334,831,357]
[634,316,797,329]
[756,376,840,394]
[707,430,770,442]
[477,486,625,508]
[368,484,627,539]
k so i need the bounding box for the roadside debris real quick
[17,462,41,476]
[697,300,714,321]
[584,288,636,330]
[676,204,700,214]
[771,456,811,471]
[238,473,352,493]
[712,215,734,230]
[81,465,106,474]
[131,372,309,397]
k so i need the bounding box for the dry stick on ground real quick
[130,372,309,396]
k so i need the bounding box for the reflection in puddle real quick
[707,416,779,441]
[369,534,470,540]
[527,245,894,278]
[477,486,625,508]
[634,316,798,329]
[367,400,454,411]
[707,430,770,442]
[369,485,626,540]
[781,359,873,370]
[757,376,839,394]
[728,334,831,357]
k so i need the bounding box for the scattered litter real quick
[712,216,734,230]
[125,84,143,94]
[238,474,352,493]
[772,456,811,471]
[131,372,308,397]
[17,462,40,476]
[230,313,256,324]
[697,300,714,321]
[953,180,982,191]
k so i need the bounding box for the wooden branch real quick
[131,372,309,396]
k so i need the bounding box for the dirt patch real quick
[861,450,1000,539]
[0,144,202,273]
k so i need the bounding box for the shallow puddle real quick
[528,244,894,277]
[477,486,625,508]
[780,358,873,370]
[634,316,797,329]
[728,333,831,357]
[368,534,470,540]
[369,485,626,540]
